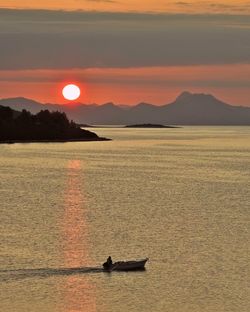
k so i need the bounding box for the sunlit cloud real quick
[1,1,250,14]
[1,65,250,87]
[85,0,119,3]
[173,1,250,13]
[175,2,192,6]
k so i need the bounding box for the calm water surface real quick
[0,127,249,312]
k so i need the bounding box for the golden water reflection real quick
[60,160,96,312]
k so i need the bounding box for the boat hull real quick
[104,258,148,272]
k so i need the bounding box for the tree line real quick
[0,106,97,141]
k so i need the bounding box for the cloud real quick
[1,65,250,88]
[173,1,250,12]
[0,9,250,70]
[85,0,118,3]
[175,2,192,6]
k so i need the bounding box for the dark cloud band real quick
[0,9,250,69]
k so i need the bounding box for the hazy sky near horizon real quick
[0,2,250,105]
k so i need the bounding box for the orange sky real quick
[1,0,250,14]
[1,65,250,106]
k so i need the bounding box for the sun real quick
[62,84,81,101]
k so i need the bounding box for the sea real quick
[0,126,249,312]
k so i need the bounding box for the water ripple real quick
[0,266,103,282]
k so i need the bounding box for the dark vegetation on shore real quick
[125,123,180,128]
[0,106,109,142]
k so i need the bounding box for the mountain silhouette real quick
[0,92,249,125]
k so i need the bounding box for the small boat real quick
[103,258,148,272]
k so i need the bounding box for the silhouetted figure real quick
[103,256,113,270]
[107,256,112,266]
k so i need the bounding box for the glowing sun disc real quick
[62,84,81,101]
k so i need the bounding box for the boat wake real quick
[0,266,103,282]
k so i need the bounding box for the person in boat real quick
[103,256,113,270]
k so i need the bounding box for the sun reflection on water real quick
[60,159,96,312]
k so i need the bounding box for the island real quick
[0,106,110,143]
[125,123,181,128]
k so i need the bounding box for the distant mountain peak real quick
[1,96,40,104]
[176,91,218,103]
[101,102,115,107]
[135,102,154,108]
[176,91,193,101]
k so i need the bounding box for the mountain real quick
[160,91,250,125]
[0,97,47,113]
[0,92,250,125]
